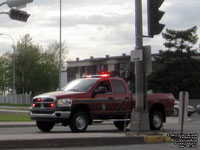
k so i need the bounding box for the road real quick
[0,123,123,135]
[1,114,200,149]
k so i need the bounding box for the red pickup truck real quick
[30,74,175,132]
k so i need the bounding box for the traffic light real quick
[9,8,30,22]
[147,0,165,37]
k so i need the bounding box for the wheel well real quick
[71,104,92,125]
[149,104,166,122]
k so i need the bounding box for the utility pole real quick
[130,0,150,133]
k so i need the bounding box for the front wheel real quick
[150,111,163,130]
[36,121,55,132]
[69,111,89,132]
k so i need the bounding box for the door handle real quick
[109,97,114,100]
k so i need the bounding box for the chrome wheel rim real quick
[153,115,162,128]
[75,115,86,130]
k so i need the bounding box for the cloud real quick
[0,0,199,60]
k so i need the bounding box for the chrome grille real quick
[32,97,55,108]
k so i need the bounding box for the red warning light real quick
[50,103,55,108]
[99,73,110,78]
[37,98,41,102]
[32,103,36,107]
[85,75,91,78]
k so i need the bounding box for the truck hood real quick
[35,90,87,99]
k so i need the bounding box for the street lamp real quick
[0,33,16,95]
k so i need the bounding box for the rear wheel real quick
[150,111,163,130]
[36,121,55,132]
[69,111,89,132]
[113,121,129,130]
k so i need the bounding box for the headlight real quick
[57,99,72,107]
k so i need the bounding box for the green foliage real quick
[163,26,198,53]
[0,53,12,93]
[149,26,200,98]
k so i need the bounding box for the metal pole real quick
[130,0,150,133]
[181,92,185,134]
[59,0,62,88]
[0,2,6,7]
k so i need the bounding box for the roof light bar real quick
[82,73,110,78]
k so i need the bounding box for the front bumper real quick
[30,107,71,121]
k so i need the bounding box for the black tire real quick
[150,111,163,130]
[36,121,55,132]
[69,111,89,132]
[61,120,69,126]
[114,121,129,130]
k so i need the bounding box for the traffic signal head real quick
[9,8,30,22]
[147,0,165,37]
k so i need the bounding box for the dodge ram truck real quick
[30,73,175,132]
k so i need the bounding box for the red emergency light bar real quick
[83,73,110,78]
[99,73,110,78]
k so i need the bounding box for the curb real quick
[0,133,172,149]
[144,134,172,143]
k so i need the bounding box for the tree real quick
[149,26,200,98]
[46,41,68,70]
[0,34,68,96]
[163,26,198,52]
[15,34,43,94]
[0,53,12,94]
[14,35,68,95]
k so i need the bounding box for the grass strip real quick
[0,113,31,122]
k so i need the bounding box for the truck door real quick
[111,79,132,117]
[92,80,115,118]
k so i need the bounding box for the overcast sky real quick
[0,0,199,60]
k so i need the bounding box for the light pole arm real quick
[0,12,9,15]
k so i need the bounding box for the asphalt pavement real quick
[0,106,196,149]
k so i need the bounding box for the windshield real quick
[60,78,98,92]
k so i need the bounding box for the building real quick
[67,53,134,82]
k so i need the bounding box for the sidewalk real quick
[0,128,171,149]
